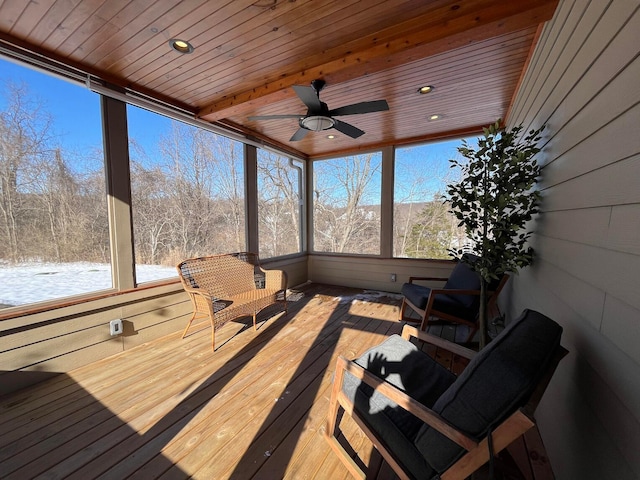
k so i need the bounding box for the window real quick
[393,139,467,259]
[128,106,246,283]
[313,152,382,254]
[257,149,303,258]
[0,59,109,309]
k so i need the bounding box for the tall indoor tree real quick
[447,120,545,347]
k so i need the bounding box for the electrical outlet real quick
[390,273,397,282]
[109,319,123,336]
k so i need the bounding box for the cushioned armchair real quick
[400,255,508,342]
[326,309,567,480]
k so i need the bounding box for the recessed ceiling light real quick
[327,134,336,139]
[169,39,194,54]
[418,85,434,94]
[428,114,443,121]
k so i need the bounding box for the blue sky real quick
[1,55,472,200]
[0,56,170,167]
[0,58,102,153]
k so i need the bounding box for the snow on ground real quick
[0,262,177,307]
[0,263,402,308]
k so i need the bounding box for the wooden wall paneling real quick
[504,267,640,479]
[507,2,640,457]
[308,255,454,293]
[536,208,610,248]
[525,255,606,330]
[505,0,575,127]
[602,295,640,365]
[172,0,380,100]
[542,154,640,212]
[56,2,130,58]
[122,302,189,349]
[1,316,124,372]
[263,256,308,288]
[75,1,178,64]
[607,204,640,256]
[115,1,252,81]
[517,0,612,134]
[543,25,640,160]
[4,0,51,38]
[542,106,640,190]
[537,235,640,312]
[21,1,97,48]
[1,307,122,354]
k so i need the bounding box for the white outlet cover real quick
[110,319,123,336]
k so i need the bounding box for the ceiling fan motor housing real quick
[300,115,335,131]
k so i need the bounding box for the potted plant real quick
[446,120,545,348]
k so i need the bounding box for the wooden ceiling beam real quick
[197,0,558,122]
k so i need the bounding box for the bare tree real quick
[393,147,463,258]
[0,81,54,262]
[131,160,173,264]
[257,151,301,258]
[313,153,381,254]
[209,135,245,252]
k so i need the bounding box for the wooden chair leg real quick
[465,325,478,343]
[399,298,407,321]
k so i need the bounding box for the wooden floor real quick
[0,283,551,480]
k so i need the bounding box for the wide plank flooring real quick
[0,283,407,479]
[0,283,550,480]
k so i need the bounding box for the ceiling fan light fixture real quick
[418,85,434,94]
[301,115,335,131]
[169,39,194,54]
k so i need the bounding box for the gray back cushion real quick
[443,257,481,309]
[414,309,563,473]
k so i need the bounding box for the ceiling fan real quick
[248,79,389,141]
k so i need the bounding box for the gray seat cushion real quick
[342,334,456,480]
[401,282,476,321]
[401,255,482,322]
[414,309,563,473]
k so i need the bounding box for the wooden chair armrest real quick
[335,356,478,451]
[401,325,477,360]
[408,276,449,283]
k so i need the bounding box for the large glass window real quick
[257,149,303,258]
[128,106,245,283]
[0,59,109,309]
[313,152,382,254]
[393,139,467,259]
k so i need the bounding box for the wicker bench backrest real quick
[177,252,260,298]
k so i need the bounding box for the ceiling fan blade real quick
[292,85,322,111]
[329,100,389,116]
[248,114,302,120]
[333,120,365,139]
[290,127,309,141]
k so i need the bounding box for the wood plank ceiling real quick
[0,0,559,159]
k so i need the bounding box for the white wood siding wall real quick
[506,1,640,478]
[308,255,455,294]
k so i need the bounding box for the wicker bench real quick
[177,252,287,350]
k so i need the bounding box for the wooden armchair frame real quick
[400,273,510,342]
[326,324,567,480]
